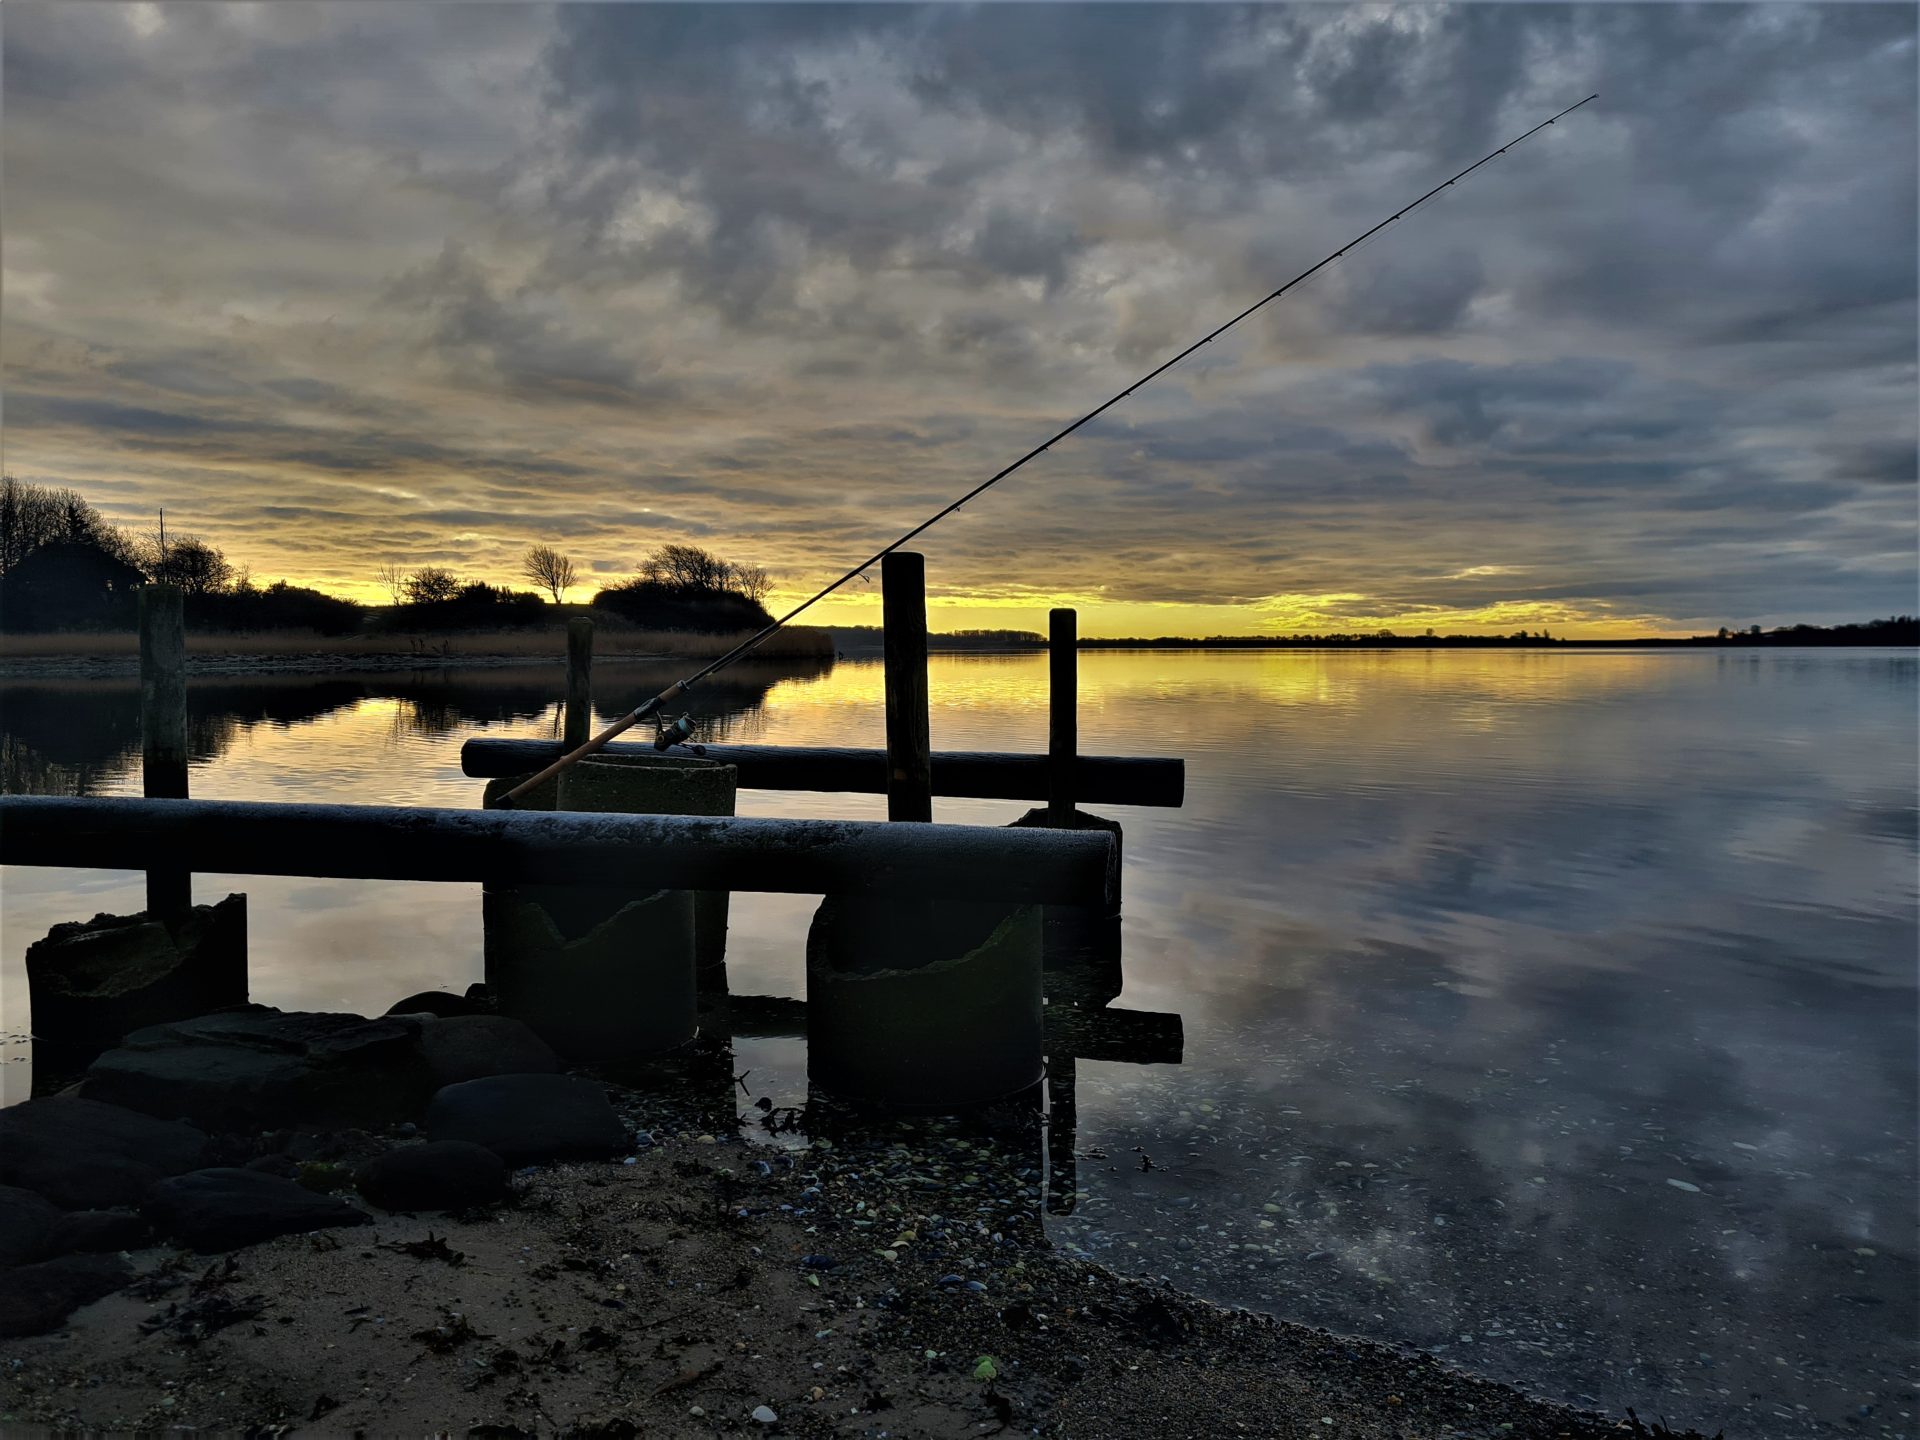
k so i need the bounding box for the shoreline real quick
[0,1071,1685,1439]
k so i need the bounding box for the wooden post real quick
[1048,607,1077,825]
[139,582,190,921]
[882,551,932,822]
[564,616,594,749]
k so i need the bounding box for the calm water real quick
[3,649,1915,1437]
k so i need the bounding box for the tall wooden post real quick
[882,552,932,822]
[139,583,190,921]
[1048,607,1077,825]
[564,616,594,749]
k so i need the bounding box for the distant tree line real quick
[0,479,359,634]
[833,618,1919,651]
[590,543,776,633]
[0,480,781,640]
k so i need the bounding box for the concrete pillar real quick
[1008,806,1123,1006]
[805,894,1043,1111]
[480,753,736,1060]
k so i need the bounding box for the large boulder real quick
[0,1185,60,1267]
[0,1097,209,1209]
[424,1074,627,1166]
[418,1015,560,1087]
[82,1007,433,1130]
[24,895,249,1049]
[143,1168,372,1252]
[356,1141,508,1212]
[45,1208,151,1256]
[0,1253,132,1338]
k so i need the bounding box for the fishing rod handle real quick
[492,681,687,807]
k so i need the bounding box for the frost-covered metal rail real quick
[0,796,1115,906]
[461,738,1184,807]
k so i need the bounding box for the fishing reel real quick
[653,711,697,752]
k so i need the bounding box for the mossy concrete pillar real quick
[556,754,738,988]
[1008,806,1123,1006]
[482,882,695,1062]
[25,892,248,1053]
[479,754,734,1061]
[806,895,1043,1111]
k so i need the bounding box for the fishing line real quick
[493,94,1597,807]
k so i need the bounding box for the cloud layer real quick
[4,3,1914,634]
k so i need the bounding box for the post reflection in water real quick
[1,648,1914,1440]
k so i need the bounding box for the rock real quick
[23,896,248,1048]
[423,1074,626,1166]
[143,1167,372,1252]
[356,1142,508,1212]
[0,1097,210,1209]
[44,1208,150,1256]
[82,1006,433,1130]
[418,1016,560,1087]
[0,1253,132,1337]
[0,1185,61,1266]
[751,1405,777,1424]
[384,990,479,1019]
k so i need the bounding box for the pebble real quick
[751,1404,777,1423]
[1665,1179,1701,1193]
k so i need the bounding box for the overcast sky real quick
[4,3,1914,635]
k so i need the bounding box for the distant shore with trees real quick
[0,480,827,667]
[3,481,1910,664]
[830,616,1918,652]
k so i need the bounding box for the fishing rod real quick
[491,94,1597,808]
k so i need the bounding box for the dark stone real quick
[385,990,477,1019]
[419,1016,560,1087]
[356,1141,508,1212]
[24,895,249,1047]
[0,1252,133,1337]
[424,1074,626,1166]
[81,1006,433,1129]
[245,1154,301,1179]
[143,1167,372,1252]
[0,1097,210,1209]
[44,1208,151,1256]
[0,1185,60,1266]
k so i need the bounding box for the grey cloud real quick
[1,2,1913,628]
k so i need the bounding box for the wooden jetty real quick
[461,739,1184,807]
[10,554,1188,1123]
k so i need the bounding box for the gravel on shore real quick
[0,1083,1705,1439]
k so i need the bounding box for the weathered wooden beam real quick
[564,616,594,749]
[882,552,932,823]
[718,992,1182,1065]
[138,582,190,920]
[0,796,1115,906]
[1049,607,1077,825]
[461,740,1186,808]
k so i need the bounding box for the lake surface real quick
[3,648,1914,1437]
